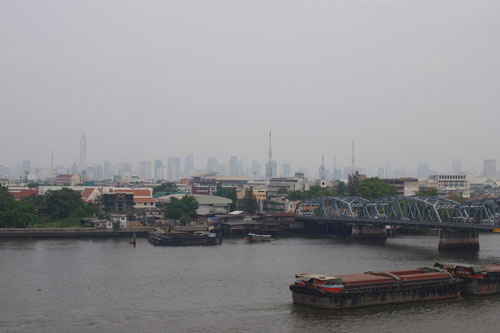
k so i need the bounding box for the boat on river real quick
[149,229,219,246]
[246,233,273,242]
[434,262,500,295]
[290,267,461,309]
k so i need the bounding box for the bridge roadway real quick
[296,215,499,232]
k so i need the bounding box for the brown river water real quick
[1,234,500,332]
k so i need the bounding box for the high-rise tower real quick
[265,131,276,179]
[79,133,87,175]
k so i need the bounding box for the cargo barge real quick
[290,267,461,309]
[148,230,219,246]
[434,262,500,295]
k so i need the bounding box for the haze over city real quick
[2,0,500,174]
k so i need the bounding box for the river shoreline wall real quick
[0,227,152,238]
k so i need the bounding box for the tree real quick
[447,193,466,204]
[153,182,178,195]
[0,186,37,228]
[165,195,199,221]
[347,171,361,196]
[44,188,93,221]
[242,188,258,213]
[415,188,438,197]
[276,187,288,195]
[215,188,237,211]
[358,177,397,200]
[336,181,347,196]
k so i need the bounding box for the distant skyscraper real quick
[417,163,430,179]
[377,168,385,178]
[207,157,218,171]
[79,134,87,175]
[184,154,194,178]
[154,160,163,180]
[137,160,152,180]
[266,160,277,179]
[452,158,462,174]
[103,160,113,179]
[251,161,261,179]
[22,160,31,173]
[318,154,326,180]
[167,157,181,181]
[229,156,239,175]
[282,163,291,177]
[333,168,342,180]
[483,159,497,178]
[265,131,277,179]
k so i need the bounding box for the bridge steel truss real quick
[295,196,500,228]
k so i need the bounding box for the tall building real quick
[417,163,430,179]
[483,159,497,178]
[207,157,218,171]
[452,158,462,174]
[265,161,277,179]
[167,157,181,181]
[229,156,240,176]
[79,134,87,175]
[251,161,261,179]
[103,160,113,179]
[137,160,152,180]
[282,163,291,177]
[22,160,31,173]
[154,160,163,181]
[265,131,277,179]
[318,155,326,180]
[333,168,342,180]
[184,154,194,178]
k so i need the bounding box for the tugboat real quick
[246,233,273,242]
[149,229,219,246]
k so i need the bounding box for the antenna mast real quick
[351,141,355,175]
[268,130,272,162]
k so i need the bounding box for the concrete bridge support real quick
[438,230,479,251]
[350,224,387,240]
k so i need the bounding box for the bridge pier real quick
[438,230,479,251]
[350,224,387,240]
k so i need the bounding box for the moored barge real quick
[149,230,219,246]
[434,262,500,295]
[290,267,461,309]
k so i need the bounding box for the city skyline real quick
[2,1,500,175]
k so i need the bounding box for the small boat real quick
[246,233,273,242]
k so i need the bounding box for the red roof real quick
[81,188,102,201]
[13,189,38,199]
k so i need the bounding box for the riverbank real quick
[0,227,152,238]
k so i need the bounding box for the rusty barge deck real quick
[290,268,461,309]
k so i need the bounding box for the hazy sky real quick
[1,0,499,173]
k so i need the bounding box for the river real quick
[1,234,500,332]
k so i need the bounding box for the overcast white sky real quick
[1,0,499,173]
